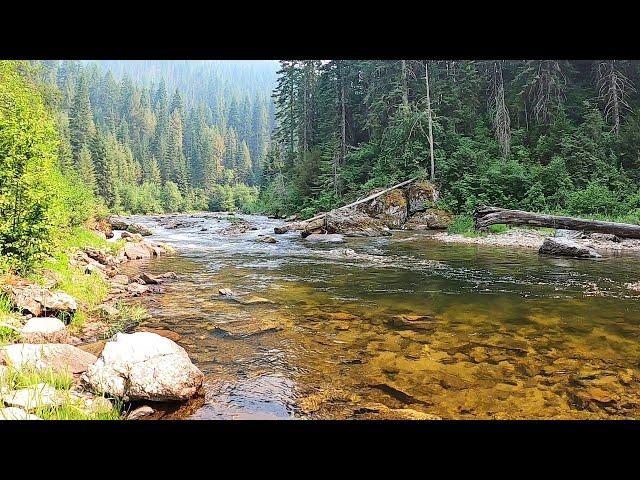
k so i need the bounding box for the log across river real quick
[117,213,640,419]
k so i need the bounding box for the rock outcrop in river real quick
[282,180,452,238]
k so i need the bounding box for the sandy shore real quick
[429,229,640,255]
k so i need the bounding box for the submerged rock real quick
[19,317,69,344]
[539,238,601,259]
[83,332,204,402]
[404,208,453,230]
[256,235,277,244]
[304,233,346,244]
[211,318,282,337]
[0,343,97,375]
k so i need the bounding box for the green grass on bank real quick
[0,365,123,420]
[99,302,150,340]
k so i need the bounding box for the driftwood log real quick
[474,206,640,239]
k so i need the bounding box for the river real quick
[118,213,640,419]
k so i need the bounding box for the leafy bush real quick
[447,215,476,235]
[0,61,62,273]
[567,182,621,216]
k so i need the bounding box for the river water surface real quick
[120,213,640,419]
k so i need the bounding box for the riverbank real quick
[428,228,640,255]
[0,221,204,420]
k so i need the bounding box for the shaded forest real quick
[262,60,640,223]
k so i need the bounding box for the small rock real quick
[219,288,235,296]
[93,303,119,318]
[588,233,621,243]
[274,226,289,234]
[127,405,155,420]
[127,283,148,296]
[304,233,346,244]
[0,407,42,420]
[256,235,277,244]
[137,272,160,285]
[111,274,130,285]
[19,317,68,344]
[2,383,63,411]
[121,231,144,243]
[158,272,178,279]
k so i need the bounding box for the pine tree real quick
[76,144,97,194]
[69,74,95,162]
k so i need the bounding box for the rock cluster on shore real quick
[0,223,203,420]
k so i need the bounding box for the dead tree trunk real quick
[474,206,640,239]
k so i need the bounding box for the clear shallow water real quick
[121,213,640,419]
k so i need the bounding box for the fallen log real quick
[474,206,640,239]
[303,177,420,225]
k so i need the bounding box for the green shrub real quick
[567,182,620,217]
[447,215,476,235]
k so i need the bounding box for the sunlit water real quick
[119,213,640,419]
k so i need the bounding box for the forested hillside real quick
[262,60,640,223]
[33,60,277,213]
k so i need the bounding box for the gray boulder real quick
[304,234,346,244]
[539,238,602,259]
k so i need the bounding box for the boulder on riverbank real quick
[324,209,391,237]
[404,208,453,230]
[19,317,69,344]
[0,343,98,374]
[357,188,408,229]
[406,181,438,214]
[126,224,153,236]
[539,237,602,259]
[2,283,77,317]
[83,332,204,402]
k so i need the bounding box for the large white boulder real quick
[20,317,68,344]
[83,332,204,402]
[0,344,97,374]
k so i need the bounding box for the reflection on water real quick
[120,213,640,419]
